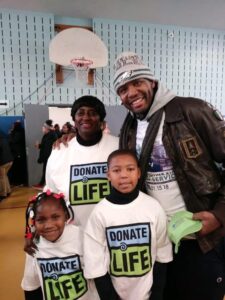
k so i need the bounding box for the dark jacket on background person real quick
[9,123,26,159]
[120,96,225,253]
[38,130,57,164]
[0,137,13,166]
[8,122,27,185]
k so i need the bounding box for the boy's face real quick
[107,154,141,193]
[35,199,67,242]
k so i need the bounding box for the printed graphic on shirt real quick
[106,223,151,277]
[136,144,141,159]
[70,162,110,205]
[146,142,176,191]
[38,255,87,300]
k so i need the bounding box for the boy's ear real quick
[138,167,141,179]
[107,171,111,181]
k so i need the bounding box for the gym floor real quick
[0,186,36,300]
[0,186,224,300]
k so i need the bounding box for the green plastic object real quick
[168,210,202,253]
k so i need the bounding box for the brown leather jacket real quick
[120,96,225,253]
[163,97,225,252]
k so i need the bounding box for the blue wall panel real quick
[0,9,55,116]
[1,10,225,116]
[94,18,225,113]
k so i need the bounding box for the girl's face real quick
[35,199,67,242]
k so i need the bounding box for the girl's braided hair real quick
[25,190,74,239]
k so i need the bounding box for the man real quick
[114,51,225,300]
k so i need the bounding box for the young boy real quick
[83,149,172,300]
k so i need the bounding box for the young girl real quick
[21,190,99,300]
[83,149,173,300]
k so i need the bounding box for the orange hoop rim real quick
[70,57,93,67]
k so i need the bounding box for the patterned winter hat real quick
[113,52,156,93]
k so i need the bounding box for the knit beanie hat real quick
[43,119,53,129]
[113,52,156,93]
[71,95,106,121]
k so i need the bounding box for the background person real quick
[114,51,225,300]
[0,134,13,201]
[61,121,74,135]
[53,123,62,138]
[8,120,27,186]
[33,120,57,190]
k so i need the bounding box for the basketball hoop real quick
[70,57,93,87]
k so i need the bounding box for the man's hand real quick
[53,132,76,149]
[24,238,38,256]
[193,211,221,236]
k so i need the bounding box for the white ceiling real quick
[1,0,225,31]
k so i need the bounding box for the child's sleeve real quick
[24,287,43,300]
[83,209,109,279]
[155,204,173,263]
[94,273,120,300]
[21,254,41,291]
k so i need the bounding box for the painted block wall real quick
[1,9,225,116]
[94,18,225,112]
[0,9,54,116]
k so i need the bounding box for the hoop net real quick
[70,57,93,87]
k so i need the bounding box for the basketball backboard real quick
[49,27,108,68]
